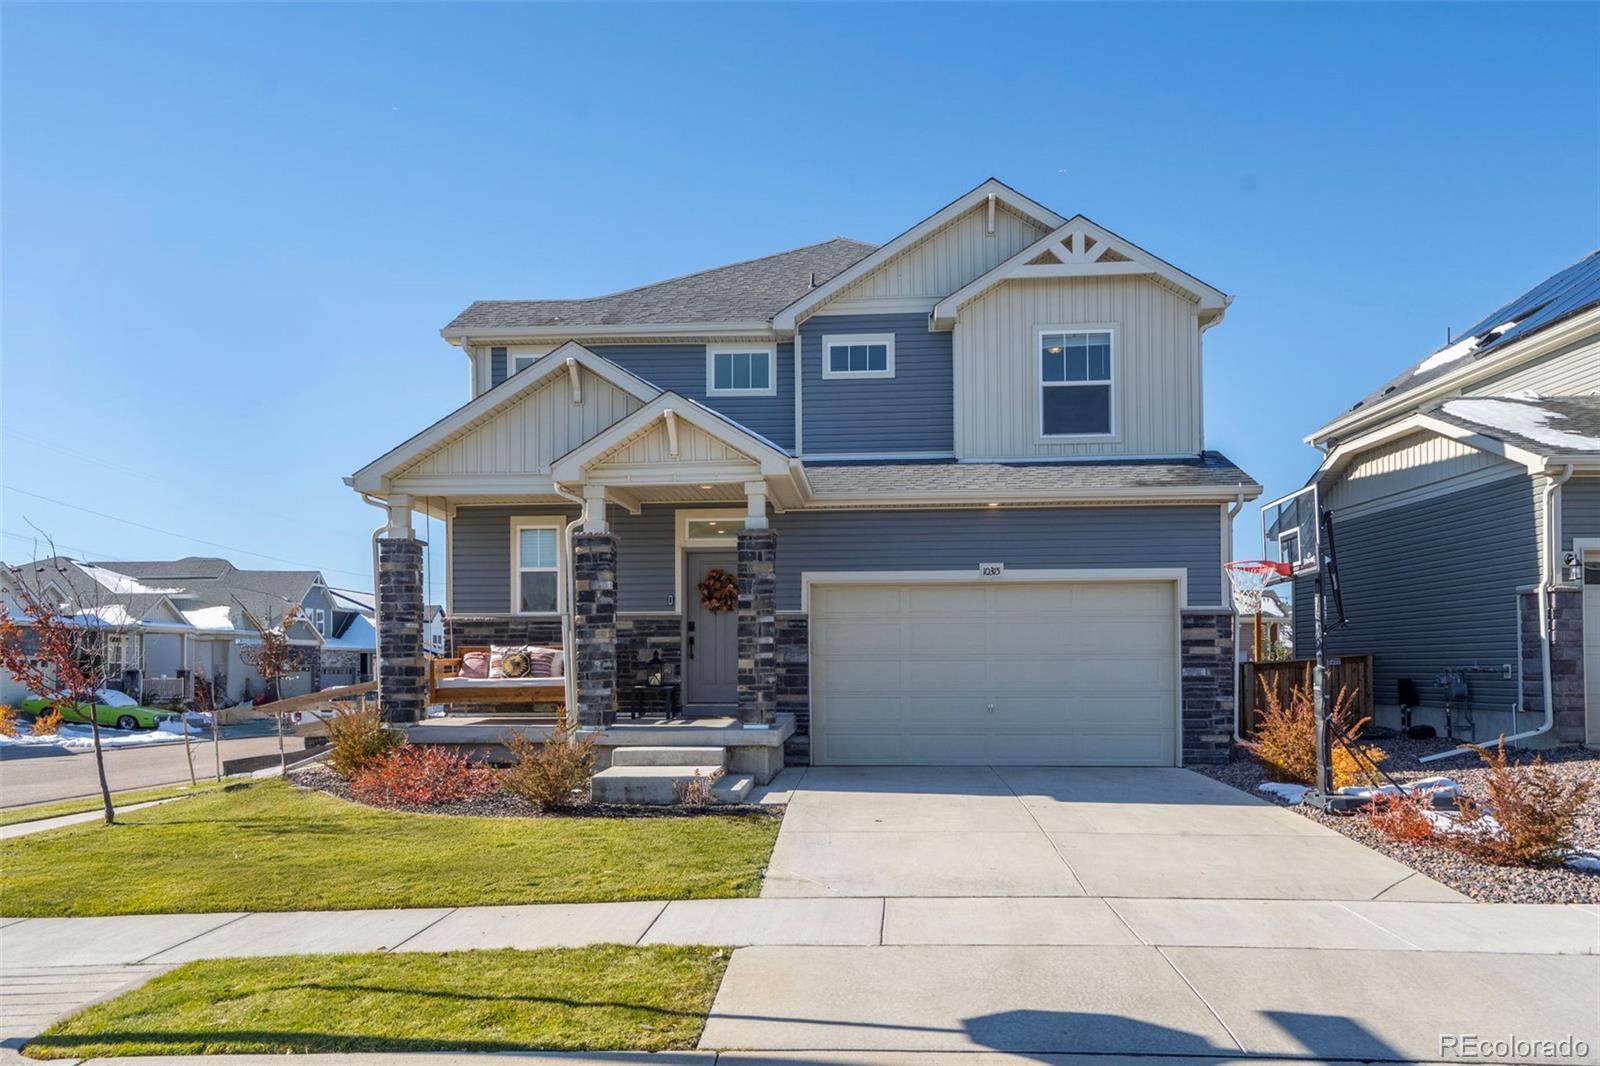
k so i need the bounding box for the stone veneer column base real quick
[573,533,618,727]
[777,615,810,762]
[1519,587,1586,744]
[377,536,426,723]
[1181,609,1235,765]
[737,529,778,725]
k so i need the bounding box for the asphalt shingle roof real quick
[1427,395,1600,457]
[804,452,1259,497]
[1337,250,1600,425]
[445,238,878,332]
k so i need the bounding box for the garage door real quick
[810,581,1179,766]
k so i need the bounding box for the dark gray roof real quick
[1338,250,1600,424]
[97,557,235,581]
[1427,395,1600,457]
[804,452,1259,497]
[445,238,877,332]
[97,559,323,629]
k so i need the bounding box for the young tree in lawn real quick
[0,553,134,825]
[243,603,300,774]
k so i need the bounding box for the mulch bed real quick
[288,764,774,820]
[1192,737,1600,904]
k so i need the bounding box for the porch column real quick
[376,534,426,723]
[572,532,618,727]
[736,525,778,725]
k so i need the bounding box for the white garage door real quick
[810,581,1179,766]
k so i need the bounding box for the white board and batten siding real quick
[954,277,1204,459]
[585,419,759,487]
[393,365,643,490]
[810,579,1180,766]
[822,203,1049,314]
[1324,430,1522,514]
[1467,335,1600,399]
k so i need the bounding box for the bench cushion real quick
[436,676,565,690]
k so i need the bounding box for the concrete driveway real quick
[761,765,1462,901]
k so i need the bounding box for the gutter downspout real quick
[551,482,589,727]
[1420,463,1574,763]
[1225,490,1250,744]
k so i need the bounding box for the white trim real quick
[803,451,956,462]
[509,351,542,376]
[508,514,565,616]
[706,343,779,397]
[773,179,1066,331]
[820,333,896,380]
[673,507,748,619]
[798,566,1189,613]
[1036,325,1117,442]
[444,321,777,344]
[817,297,940,317]
[954,452,1197,464]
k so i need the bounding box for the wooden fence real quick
[1238,655,1373,734]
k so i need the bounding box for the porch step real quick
[591,764,727,805]
[610,746,727,768]
[712,774,754,804]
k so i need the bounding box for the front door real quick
[686,551,738,708]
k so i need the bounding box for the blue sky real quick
[3,2,1596,602]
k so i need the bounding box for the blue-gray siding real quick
[1562,476,1600,550]
[452,502,1223,614]
[1294,473,1540,714]
[799,314,954,456]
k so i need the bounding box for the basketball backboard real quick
[1261,484,1321,576]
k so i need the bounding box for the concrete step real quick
[610,745,727,768]
[591,764,726,805]
[712,774,754,804]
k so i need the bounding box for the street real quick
[0,722,309,807]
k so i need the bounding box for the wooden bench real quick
[428,646,568,708]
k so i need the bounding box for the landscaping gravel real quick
[1192,739,1600,904]
[289,764,772,821]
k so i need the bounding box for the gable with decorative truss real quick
[931,216,1230,329]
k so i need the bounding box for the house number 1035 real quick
[979,563,1004,578]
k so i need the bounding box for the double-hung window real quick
[821,333,894,379]
[512,519,562,613]
[1039,328,1114,437]
[707,345,776,396]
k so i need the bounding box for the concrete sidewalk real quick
[0,1053,1531,1066]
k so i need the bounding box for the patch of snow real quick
[181,605,234,631]
[1337,776,1462,802]
[1413,334,1484,375]
[94,688,138,707]
[1440,397,1600,452]
[66,604,140,627]
[0,724,184,750]
[77,565,184,596]
[1258,782,1311,804]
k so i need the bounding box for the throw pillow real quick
[459,650,490,679]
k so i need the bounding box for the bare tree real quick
[242,604,300,774]
[0,547,135,825]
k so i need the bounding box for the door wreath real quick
[697,568,740,613]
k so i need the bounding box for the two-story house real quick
[350,179,1261,770]
[1294,251,1599,749]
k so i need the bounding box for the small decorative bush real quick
[326,702,405,779]
[0,705,17,737]
[673,767,722,807]
[1367,789,1442,845]
[32,709,63,736]
[500,720,597,811]
[350,745,496,808]
[1450,740,1594,867]
[1242,681,1385,790]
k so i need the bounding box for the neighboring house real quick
[1295,251,1600,746]
[1235,588,1291,662]
[349,178,1261,767]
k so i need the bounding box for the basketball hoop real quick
[1225,560,1292,662]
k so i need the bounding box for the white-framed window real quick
[511,353,540,375]
[510,516,563,614]
[314,608,327,635]
[1038,327,1115,438]
[103,632,130,674]
[821,333,895,379]
[707,345,777,396]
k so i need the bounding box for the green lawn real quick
[0,781,226,827]
[0,779,781,916]
[25,946,729,1058]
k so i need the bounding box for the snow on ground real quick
[1257,781,1310,803]
[1441,397,1600,452]
[0,724,185,750]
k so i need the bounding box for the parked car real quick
[19,688,177,731]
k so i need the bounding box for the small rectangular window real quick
[1039,328,1114,437]
[512,354,540,375]
[820,333,895,379]
[707,345,776,396]
[513,521,561,613]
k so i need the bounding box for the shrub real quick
[326,702,405,779]
[500,720,597,811]
[1242,681,1385,790]
[350,745,497,808]
[0,705,17,737]
[1448,739,1595,867]
[32,709,63,736]
[673,767,722,807]
[1366,789,1441,845]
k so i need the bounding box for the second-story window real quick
[821,333,895,379]
[1039,328,1114,437]
[707,345,776,396]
